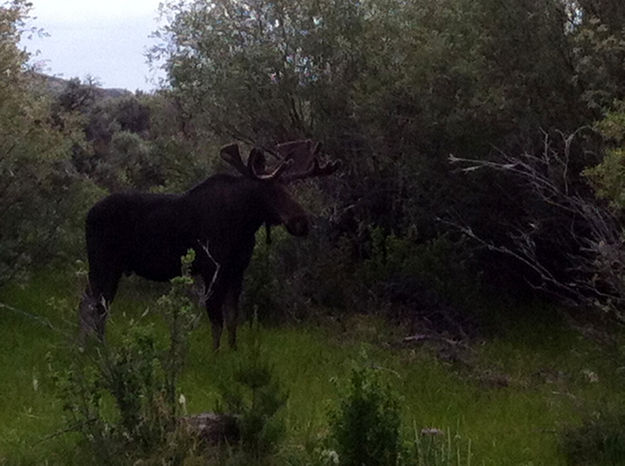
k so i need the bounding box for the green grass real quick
[1,269,625,464]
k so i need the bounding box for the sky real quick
[21,0,167,91]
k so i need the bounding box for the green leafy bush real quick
[50,251,202,464]
[586,102,625,211]
[242,225,358,320]
[328,365,402,466]
[324,360,474,466]
[217,319,288,465]
[357,227,481,308]
[561,410,625,465]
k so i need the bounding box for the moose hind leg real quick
[78,288,105,342]
[78,265,121,342]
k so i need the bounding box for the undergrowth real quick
[48,251,202,464]
[1,265,625,464]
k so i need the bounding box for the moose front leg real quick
[204,282,228,351]
[223,280,243,350]
[207,305,224,350]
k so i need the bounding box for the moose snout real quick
[285,215,310,236]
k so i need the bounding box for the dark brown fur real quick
[79,173,309,349]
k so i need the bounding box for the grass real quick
[1,268,625,464]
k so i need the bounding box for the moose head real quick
[219,139,341,237]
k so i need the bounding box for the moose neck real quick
[186,174,272,238]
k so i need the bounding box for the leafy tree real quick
[0,0,101,284]
[56,77,98,113]
[150,0,625,315]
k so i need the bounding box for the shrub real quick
[242,225,358,321]
[328,365,402,466]
[561,410,625,465]
[216,318,288,465]
[357,227,481,309]
[50,251,203,464]
[325,361,474,466]
[0,2,102,286]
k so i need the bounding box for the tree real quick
[0,0,101,284]
[151,0,625,313]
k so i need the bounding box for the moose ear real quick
[220,143,241,164]
[313,141,322,155]
[220,143,248,176]
[248,148,267,176]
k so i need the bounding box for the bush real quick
[243,220,481,331]
[0,2,102,285]
[357,227,481,309]
[328,365,402,466]
[50,251,203,464]
[324,360,474,466]
[561,410,625,465]
[216,318,288,465]
[242,224,358,321]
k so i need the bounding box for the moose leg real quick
[78,263,122,342]
[223,278,243,350]
[207,305,224,351]
[205,283,228,351]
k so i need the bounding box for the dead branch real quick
[196,240,221,306]
[448,130,625,321]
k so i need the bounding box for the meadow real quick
[1,267,624,465]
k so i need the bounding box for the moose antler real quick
[220,143,293,181]
[247,148,293,180]
[281,158,342,182]
[277,139,341,182]
[221,140,339,182]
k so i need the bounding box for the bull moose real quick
[78,140,339,349]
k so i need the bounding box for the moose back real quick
[78,140,340,349]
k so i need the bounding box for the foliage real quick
[586,102,625,211]
[572,12,625,112]
[243,221,479,329]
[585,146,625,210]
[150,0,620,315]
[328,364,402,466]
[561,410,625,465]
[357,227,481,310]
[49,251,203,464]
[0,0,102,285]
[53,78,213,194]
[241,228,283,319]
[408,426,473,466]
[217,318,288,465]
[3,267,625,464]
[242,221,356,321]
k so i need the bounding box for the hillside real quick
[28,72,133,100]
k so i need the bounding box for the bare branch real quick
[448,130,625,322]
[197,240,221,306]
